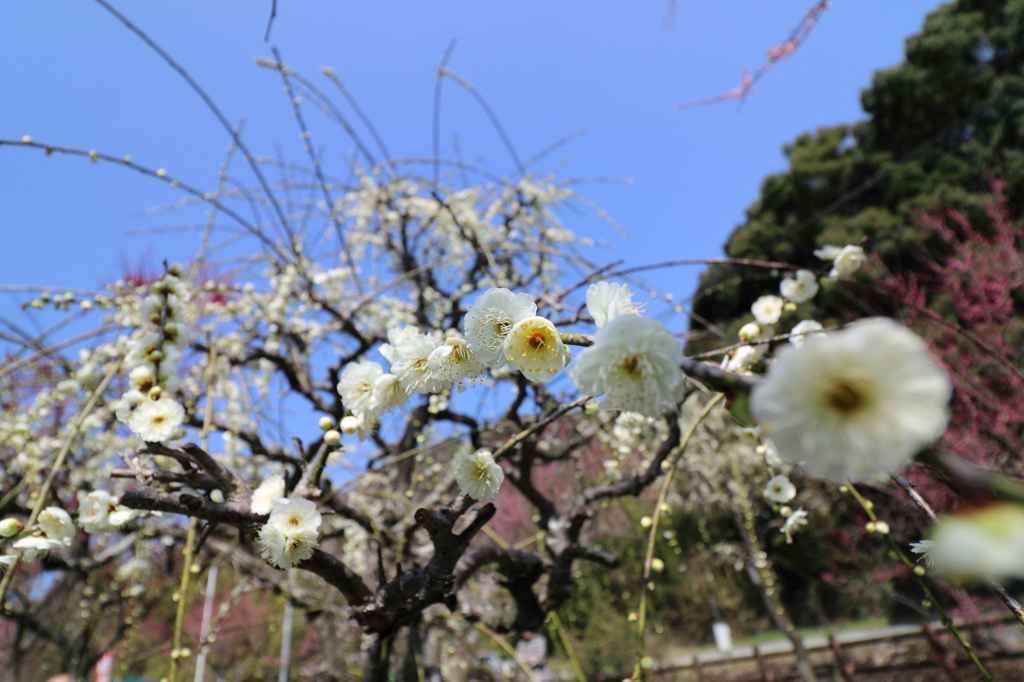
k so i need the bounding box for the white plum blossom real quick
[428,338,485,387]
[463,288,537,367]
[38,507,75,545]
[738,322,762,344]
[751,318,951,481]
[382,329,445,394]
[114,390,146,424]
[910,539,935,566]
[454,450,504,503]
[927,504,1024,581]
[586,281,640,328]
[829,245,866,279]
[788,319,824,347]
[779,269,819,304]
[12,537,65,560]
[251,475,286,515]
[573,315,685,418]
[813,245,842,261]
[725,344,762,372]
[127,397,185,442]
[258,498,322,569]
[78,490,116,533]
[337,361,383,416]
[502,316,571,382]
[373,373,409,411]
[763,475,797,504]
[751,295,784,325]
[781,508,809,544]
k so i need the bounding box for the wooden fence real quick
[586,614,1024,682]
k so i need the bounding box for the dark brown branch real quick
[576,411,682,508]
[353,501,496,634]
[455,546,546,631]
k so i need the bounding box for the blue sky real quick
[1,1,945,315]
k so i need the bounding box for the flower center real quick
[621,355,642,375]
[824,379,864,414]
[151,415,166,425]
[474,460,492,483]
[479,308,512,352]
[528,332,547,350]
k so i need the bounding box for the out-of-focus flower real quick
[38,507,75,545]
[251,476,286,515]
[781,508,809,544]
[814,245,842,261]
[751,295,784,325]
[788,319,824,347]
[763,475,796,504]
[780,269,819,303]
[829,245,866,279]
[751,318,951,481]
[927,503,1024,581]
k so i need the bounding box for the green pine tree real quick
[689,0,1024,351]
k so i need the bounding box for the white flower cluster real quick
[77,490,138,533]
[814,244,866,280]
[1,507,72,562]
[257,498,322,569]
[114,272,189,443]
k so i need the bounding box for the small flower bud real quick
[650,558,665,573]
[21,135,32,143]
[340,415,360,434]
[156,168,167,178]
[318,416,335,431]
[779,505,793,518]
[914,566,926,577]
[627,612,639,622]
[875,521,890,535]
[0,518,24,537]
[865,521,877,533]
[640,516,653,529]
[323,429,342,446]
[209,489,224,504]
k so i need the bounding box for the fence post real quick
[827,635,854,682]
[923,622,961,682]
[753,645,773,682]
[694,654,705,682]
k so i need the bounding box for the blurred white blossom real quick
[752,318,951,481]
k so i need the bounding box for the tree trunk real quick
[365,636,390,682]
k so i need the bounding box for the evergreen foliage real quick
[690,0,1024,347]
